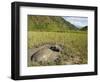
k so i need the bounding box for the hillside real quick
[28,15,78,32]
[80,26,88,31]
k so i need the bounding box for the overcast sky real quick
[63,16,88,28]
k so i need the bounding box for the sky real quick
[63,16,88,28]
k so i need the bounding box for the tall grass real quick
[28,31,87,65]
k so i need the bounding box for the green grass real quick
[28,31,87,66]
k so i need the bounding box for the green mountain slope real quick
[80,26,88,31]
[28,15,78,32]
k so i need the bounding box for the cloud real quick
[63,16,88,28]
